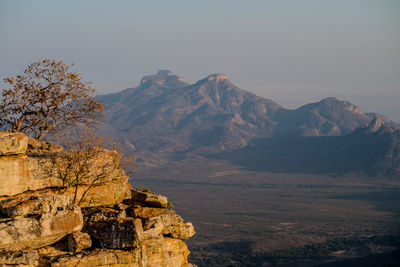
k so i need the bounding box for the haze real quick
[1,0,399,122]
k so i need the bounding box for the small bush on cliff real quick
[167,202,174,210]
[0,59,104,140]
[138,187,152,193]
[45,129,135,206]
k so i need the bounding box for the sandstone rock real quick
[65,179,132,208]
[0,250,39,266]
[0,177,130,210]
[143,210,195,240]
[123,189,168,208]
[0,191,72,218]
[0,205,83,251]
[49,249,141,267]
[47,149,127,186]
[143,237,190,267]
[164,238,191,264]
[0,132,195,266]
[164,222,195,240]
[84,210,143,249]
[37,245,69,258]
[0,150,128,198]
[128,206,167,219]
[67,232,92,252]
[0,131,28,156]
[0,155,63,197]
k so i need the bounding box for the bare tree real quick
[47,129,136,206]
[0,59,105,140]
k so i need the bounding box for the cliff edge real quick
[0,131,196,267]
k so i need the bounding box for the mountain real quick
[219,117,400,176]
[99,71,281,156]
[273,97,372,136]
[98,71,399,176]
[272,97,397,137]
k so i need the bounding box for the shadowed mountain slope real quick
[217,117,400,176]
[272,97,397,137]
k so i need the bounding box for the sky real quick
[1,0,399,122]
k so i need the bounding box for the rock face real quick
[0,131,195,266]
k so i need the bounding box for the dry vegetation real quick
[134,161,400,266]
[0,59,104,139]
[43,130,134,206]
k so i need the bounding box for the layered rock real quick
[0,204,83,251]
[0,131,195,266]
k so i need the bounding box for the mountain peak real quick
[318,97,363,115]
[157,70,172,75]
[206,73,228,82]
[320,97,339,103]
[139,70,186,88]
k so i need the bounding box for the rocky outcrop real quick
[123,189,168,208]
[0,132,28,156]
[0,131,195,266]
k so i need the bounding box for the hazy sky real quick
[1,0,399,122]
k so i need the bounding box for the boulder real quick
[0,205,83,251]
[0,131,28,156]
[143,237,190,267]
[143,210,195,240]
[123,189,168,208]
[84,207,143,249]
[0,191,72,218]
[128,206,168,219]
[67,232,92,252]
[164,222,195,240]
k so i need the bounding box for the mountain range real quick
[98,70,400,177]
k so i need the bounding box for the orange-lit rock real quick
[0,132,195,266]
[123,189,168,208]
[0,131,28,156]
[0,205,83,251]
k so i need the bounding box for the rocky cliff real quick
[0,131,195,266]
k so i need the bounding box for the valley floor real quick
[133,160,400,266]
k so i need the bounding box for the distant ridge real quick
[98,71,399,177]
[220,119,400,176]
